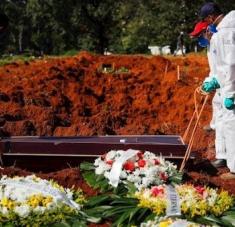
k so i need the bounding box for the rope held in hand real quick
[180,87,209,172]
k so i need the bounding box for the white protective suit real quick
[206,36,226,160]
[210,11,235,172]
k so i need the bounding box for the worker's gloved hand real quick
[224,97,235,110]
[201,77,220,93]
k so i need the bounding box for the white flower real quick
[120,171,127,179]
[127,175,141,184]
[94,158,102,166]
[14,205,30,218]
[142,177,154,187]
[1,207,9,216]
[34,206,46,214]
[106,150,116,160]
[46,202,57,209]
[104,171,110,179]
[93,149,179,191]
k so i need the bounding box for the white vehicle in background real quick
[148,46,161,55]
[148,45,171,55]
[161,45,171,55]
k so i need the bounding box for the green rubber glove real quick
[224,97,234,110]
[202,77,220,93]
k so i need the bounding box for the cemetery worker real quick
[198,2,235,179]
[190,18,226,169]
[174,31,185,56]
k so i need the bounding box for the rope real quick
[180,87,209,172]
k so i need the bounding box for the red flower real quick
[154,159,160,165]
[106,160,113,166]
[160,172,168,181]
[123,161,135,172]
[151,186,164,197]
[195,186,205,195]
[137,151,144,159]
[138,159,146,168]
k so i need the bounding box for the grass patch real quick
[0,54,37,66]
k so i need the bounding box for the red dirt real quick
[0,52,234,197]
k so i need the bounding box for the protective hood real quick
[217,11,235,30]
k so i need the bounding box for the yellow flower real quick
[1,197,15,209]
[159,219,172,227]
[27,194,53,208]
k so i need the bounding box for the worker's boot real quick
[220,172,235,180]
[211,159,226,168]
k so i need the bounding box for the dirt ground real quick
[0,52,234,197]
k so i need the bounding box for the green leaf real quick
[80,162,95,171]
[129,207,142,221]
[51,222,71,227]
[125,182,137,196]
[195,216,224,226]
[113,207,137,226]
[223,210,235,216]
[110,197,138,205]
[3,223,15,227]
[221,214,235,226]
[142,212,157,223]
[85,194,111,207]
[136,208,152,222]
[103,205,136,218]
[169,172,183,185]
[84,205,113,216]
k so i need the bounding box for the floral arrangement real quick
[135,184,233,218]
[81,149,181,192]
[83,184,235,226]
[140,217,207,227]
[0,175,86,226]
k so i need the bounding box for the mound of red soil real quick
[0,52,235,197]
[0,52,212,150]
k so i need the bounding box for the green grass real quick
[0,49,80,66]
[0,54,37,66]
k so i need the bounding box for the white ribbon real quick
[166,185,181,217]
[108,149,139,187]
[0,179,80,209]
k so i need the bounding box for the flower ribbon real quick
[166,185,181,217]
[108,149,139,187]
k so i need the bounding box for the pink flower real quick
[151,186,164,197]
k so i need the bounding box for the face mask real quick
[208,24,217,33]
[198,36,209,47]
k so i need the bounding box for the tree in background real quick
[0,0,235,55]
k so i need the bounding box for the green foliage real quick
[83,194,154,226]
[0,54,35,66]
[80,162,129,195]
[1,1,235,55]
[83,193,235,227]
